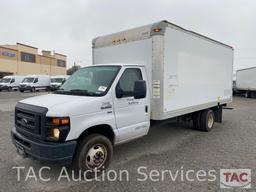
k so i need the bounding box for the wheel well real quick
[78,124,115,145]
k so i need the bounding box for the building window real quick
[21,52,36,63]
[57,59,66,67]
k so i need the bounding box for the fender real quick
[66,110,118,143]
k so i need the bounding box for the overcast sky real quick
[0,0,255,70]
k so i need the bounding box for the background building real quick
[0,43,67,78]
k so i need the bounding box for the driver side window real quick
[117,68,142,97]
[34,78,38,83]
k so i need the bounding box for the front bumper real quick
[0,85,8,90]
[11,127,77,164]
[19,86,32,91]
[49,86,60,91]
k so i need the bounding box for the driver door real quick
[113,67,150,143]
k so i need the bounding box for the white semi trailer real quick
[236,67,256,98]
[11,21,233,177]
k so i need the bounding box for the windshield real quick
[22,77,35,83]
[55,66,121,96]
[51,78,63,83]
[2,78,12,83]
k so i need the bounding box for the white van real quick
[0,76,25,91]
[49,75,70,91]
[19,75,50,92]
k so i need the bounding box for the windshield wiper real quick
[54,89,101,96]
[67,89,89,96]
[69,89,88,93]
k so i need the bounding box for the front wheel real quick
[8,87,12,92]
[73,134,113,178]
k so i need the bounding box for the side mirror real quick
[134,80,146,99]
[10,79,15,83]
[116,83,123,98]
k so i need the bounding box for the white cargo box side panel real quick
[236,67,256,91]
[93,39,153,86]
[162,27,233,115]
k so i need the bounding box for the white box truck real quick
[0,75,25,91]
[236,67,256,98]
[11,21,233,177]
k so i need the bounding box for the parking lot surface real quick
[0,92,256,192]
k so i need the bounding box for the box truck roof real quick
[93,20,233,50]
[92,63,143,67]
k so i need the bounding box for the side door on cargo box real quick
[113,67,150,143]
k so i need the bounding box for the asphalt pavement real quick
[0,92,256,192]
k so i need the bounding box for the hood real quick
[0,82,9,86]
[20,82,32,85]
[19,93,107,116]
[50,82,61,86]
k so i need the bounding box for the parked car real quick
[49,75,70,91]
[19,75,50,92]
[0,76,25,91]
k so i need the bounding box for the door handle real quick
[145,105,148,113]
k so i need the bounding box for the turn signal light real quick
[53,117,60,125]
[61,118,69,125]
[53,117,69,125]
[153,28,161,32]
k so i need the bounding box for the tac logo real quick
[220,169,251,189]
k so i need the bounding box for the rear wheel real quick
[73,134,113,178]
[245,91,251,98]
[200,109,215,132]
[192,111,202,130]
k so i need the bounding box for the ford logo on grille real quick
[21,118,28,125]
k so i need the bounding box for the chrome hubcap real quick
[86,144,107,169]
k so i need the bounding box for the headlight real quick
[46,117,70,141]
[52,128,60,139]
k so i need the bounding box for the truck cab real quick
[11,64,150,176]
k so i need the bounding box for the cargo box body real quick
[93,21,233,120]
[236,67,256,91]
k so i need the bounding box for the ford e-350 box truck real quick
[11,20,233,177]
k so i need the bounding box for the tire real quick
[31,87,36,92]
[73,134,113,178]
[200,109,215,132]
[245,91,251,98]
[8,87,12,92]
[20,90,24,93]
[192,111,202,130]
